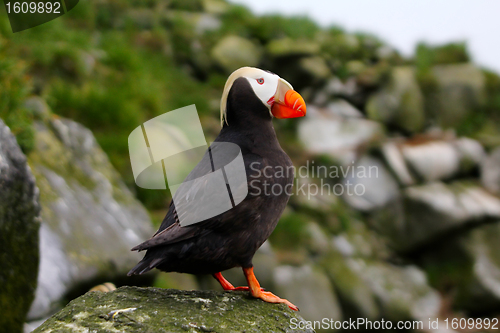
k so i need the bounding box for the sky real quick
[228,0,500,73]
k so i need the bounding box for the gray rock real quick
[33,286,313,333]
[359,262,440,321]
[323,222,440,321]
[26,118,154,321]
[342,156,400,212]
[321,250,380,320]
[273,265,342,323]
[402,140,461,182]
[300,56,331,80]
[455,222,500,312]
[331,220,390,260]
[399,181,500,251]
[323,77,358,98]
[366,66,425,133]
[454,137,485,172]
[383,137,485,184]
[431,64,486,128]
[381,141,415,186]
[167,10,221,35]
[195,13,221,34]
[325,99,363,118]
[298,106,383,165]
[305,222,330,255]
[211,35,262,72]
[481,147,500,196]
[0,120,41,333]
[24,97,51,121]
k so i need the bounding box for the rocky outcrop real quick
[0,120,41,333]
[211,35,262,73]
[430,64,486,128]
[25,114,155,321]
[298,105,383,164]
[33,287,313,333]
[366,66,425,133]
[482,147,500,195]
[273,264,343,324]
[323,221,440,322]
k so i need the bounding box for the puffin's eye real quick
[256,78,264,85]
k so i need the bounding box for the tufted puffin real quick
[128,67,306,310]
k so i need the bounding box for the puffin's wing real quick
[131,146,267,252]
[131,150,219,251]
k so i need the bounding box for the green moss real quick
[269,212,309,250]
[454,70,500,141]
[33,287,313,333]
[0,51,35,152]
[250,15,320,42]
[415,42,470,67]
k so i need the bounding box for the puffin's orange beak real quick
[271,78,306,119]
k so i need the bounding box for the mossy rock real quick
[366,66,425,133]
[33,286,314,333]
[26,118,155,320]
[0,120,41,333]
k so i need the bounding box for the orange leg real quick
[212,272,264,291]
[243,267,299,311]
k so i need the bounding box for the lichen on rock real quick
[33,286,314,333]
[26,116,155,321]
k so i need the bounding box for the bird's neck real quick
[221,108,281,152]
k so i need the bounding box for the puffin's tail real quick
[127,256,164,276]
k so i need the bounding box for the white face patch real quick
[243,71,280,110]
[220,67,281,126]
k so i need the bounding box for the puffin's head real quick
[220,67,306,126]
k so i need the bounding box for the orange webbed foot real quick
[242,267,299,311]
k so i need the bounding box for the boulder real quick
[324,221,440,321]
[481,147,500,196]
[381,141,415,186]
[266,38,320,57]
[381,136,485,185]
[366,66,425,133]
[323,77,359,99]
[299,56,331,80]
[26,118,154,321]
[211,35,262,73]
[419,221,500,314]
[0,120,41,333]
[452,222,500,313]
[400,137,484,182]
[325,99,363,118]
[273,264,343,324]
[33,286,313,333]
[430,64,486,128]
[298,106,384,165]
[342,156,400,212]
[398,181,500,251]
